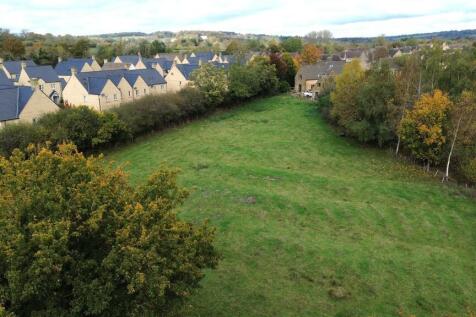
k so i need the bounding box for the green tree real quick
[281,37,303,52]
[191,63,229,107]
[71,38,90,57]
[150,40,166,55]
[0,144,219,316]
[330,60,365,127]
[282,53,297,86]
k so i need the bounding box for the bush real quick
[0,123,43,157]
[0,144,219,316]
[278,81,291,93]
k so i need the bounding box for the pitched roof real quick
[77,73,110,95]
[2,60,36,75]
[143,58,173,71]
[175,64,200,80]
[75,68,165,91]
[128,69,166,86]
[102,62,128,71]
[0,86,34,121]
[299,61,345,80]
[55,58,94,76]
[193,51,215,61]
[0,70,14,88]
[117,55,141,65]
[24,65,60,83]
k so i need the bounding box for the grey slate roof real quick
[117,55,140,65]
[193,51,215,61]
[102,62,128,71]
[2,60,36,76]
[24,66,60,83]
[0,86,34,121]
[55,58,94,76]
[0,70,14,88]
[75,68,166,92]
[175,64,200,80]
[299,61,345,80]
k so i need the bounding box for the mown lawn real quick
[107,95,476,317]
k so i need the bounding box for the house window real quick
[136,89,140,96]
[128,91,131,97]
[39,84,44,91]
[179,81,182,86]
[144,88,147,94]
[83,96,87,103]
[114,94,117,101]
[51,83,55,89]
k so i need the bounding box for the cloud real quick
[1,0,476,37]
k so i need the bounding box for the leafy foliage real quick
[398,90,452,165]
[191,63,229,107]
[0,144,219,316]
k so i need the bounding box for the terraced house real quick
[0,86,59,128]
[17,63,63,104]
[62,68,167,110]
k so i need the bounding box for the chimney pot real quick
[104,59,108,64]
[58,56,63,63]
[71,67,77,76]
[21,61,27,69]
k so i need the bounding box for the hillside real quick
[107,95,476,316]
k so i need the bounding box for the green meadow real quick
[108,95,476,317]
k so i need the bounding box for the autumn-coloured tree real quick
[0,144,219,316]
[297,44,322,66]
[330,60,365,128]
[398,89,452,170]
[2,35,25,58]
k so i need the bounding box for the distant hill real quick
[90,29,476,43]
[336,29,476,43]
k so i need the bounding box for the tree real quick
[2,35,25,58]
[150,40,166,55]
[443,90,476,182]
[281,37,303,52]
[71,38,90,57]
[398,90,452,170]
[306,30,333,44]
[281,53,297,86]
[395,53,422,155]
[298,44,322,65]
[0,144,219,316]
[330,60,365,127]
[190,63,229,107]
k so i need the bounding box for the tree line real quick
[319,43,476,184]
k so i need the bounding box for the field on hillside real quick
[107,95,476,317]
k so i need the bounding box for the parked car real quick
[303,91,313,98]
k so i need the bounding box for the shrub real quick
[0,144,219,316]
[0,123,43,157]
[190,63,229,107]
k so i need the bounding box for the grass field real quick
[107,95,476,317]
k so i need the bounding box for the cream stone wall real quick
[165,65,189,92]
[19,89,59,122]
[117,78,134,103]
[97,80,122,111]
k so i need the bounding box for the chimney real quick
[92,55,96,61]
[58,56,63,63]
[104,58,109,64]
[198,59,203,66]
[155,53,160,58]
[21,61,27,69]
[71,67,77,76]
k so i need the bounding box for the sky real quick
[1,0,476,38]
